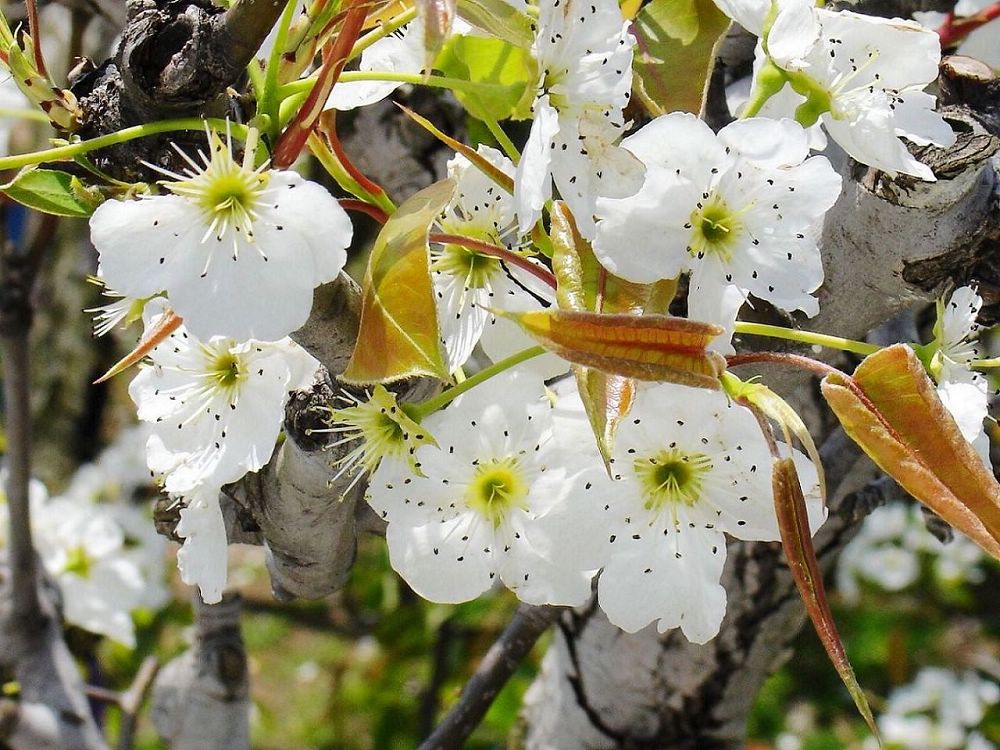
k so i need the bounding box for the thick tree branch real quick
[150,595,249,750]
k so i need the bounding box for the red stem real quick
[725,351,843,378]
[340,198,390,223]
[316,110,388,200]
[430,233,558,290]
[272,0,368,168]
[938,2,1000,47]
[25,0,48,79]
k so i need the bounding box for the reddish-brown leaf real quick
[773,457,880,741]
[341,179,455,385]
[496,308,725,386]
[822,344,1000,558]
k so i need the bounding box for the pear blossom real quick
[544,382,824,643]
[724,0,955,180]
[929,286,992,467]
[432,146,565,378]
[91,129,353,342]
[593,114,841,343]
[514,0,644,238]
[326,21,424,110]
[366,371,605,606]
[1,469,167,647]
[129,303,319,494]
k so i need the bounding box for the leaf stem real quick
[409,346,546,419]
[0,118,248,171]
[972,356,1000,369]
[726,350,845,379]
[430,233,556,290]
[482,116,520,162]
[734,321,880,356]
[278,70,513,100]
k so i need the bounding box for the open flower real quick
[594,114,841,344]
[723,0,955,180]
[91,129,353,342]
[514,0,643,238]
[546,382,824,643]
[929,285,992,467]
[366,371,605,606]
[129,303,319,494]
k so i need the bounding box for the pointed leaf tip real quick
[94,309,182,384]
[772,457,881,744]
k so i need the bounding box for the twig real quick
[418,604,561,750]
[0,231,41,630]
[117,656,159,750]
[418,620,456,740]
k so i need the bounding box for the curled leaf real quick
[822,344,1000,558]
[94,309,182,384]
[495,308,725,386]
[772,457,880,743]
[341,179,455,385]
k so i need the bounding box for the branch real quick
[419,605,562,750]
[150,595,249,750]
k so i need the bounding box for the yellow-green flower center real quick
[208,351,244,391]
[167,131,268,241]
[465,457,529,528]
[62,544,93,579]
[634,448,713,511]
[688,195,742,262]
[432,244,501,289]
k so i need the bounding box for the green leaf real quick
[821,344,1000,559]
[1,167,100,217]
[456,0,535,47]
[631,0,731,116]
[341,179,455,385]
[436,34,537,122]
[772,457,881,744]
[495,308,726,386]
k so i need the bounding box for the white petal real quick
[718,118,810,170]
[176,490,229,604]
[515,96,559,233]
[326,23,424,110]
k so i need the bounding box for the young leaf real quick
[495,308,726,386]
[772,457,881,742]
[397,104,514,193]
[436,34,537,122]
[94,308,182,384]
[821,344,1000,558]
[341,179,455,385]
[456,0,535,47]
[723,372,827,507]
[1,167,100,217]
[631,0,730,116]
[550,201,650,466]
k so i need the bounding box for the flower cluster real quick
[0,428,168,647]
[717,0,956,180]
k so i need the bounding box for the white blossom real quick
[514,0,643,238]
[91,129,353,342]
[930,285,992,467]
[326,21,424,110]
[593,113,841,343]
[366,371,604,606]
[546,382,825,643]
[729,1,956,180]
[129,303,319,494]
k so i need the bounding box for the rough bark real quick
[150,595,250,750]
[518,80,1000,750]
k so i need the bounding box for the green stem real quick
[972,357,1000,369]
[278,71,509,101]
[482,116,520,162]
[734,321,880,356]
[350,6,417,58]
[0,107,50,123]
[409,346,546,419]
[0,118,248,171]
[258,0,299,142]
